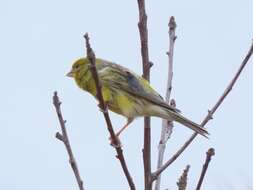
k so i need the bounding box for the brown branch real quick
[53,91,85,190]
[177,165,190,190]
[152,41,253,180]
[83,33,136,190]
[155,16,177,190]
[137,1,152,190]
[196,148,215,190]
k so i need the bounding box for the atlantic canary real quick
[67,58,208,137]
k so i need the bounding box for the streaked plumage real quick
[67,58,208,137]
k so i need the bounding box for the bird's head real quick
[66,58,90,79]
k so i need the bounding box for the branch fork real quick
[152,41,253,181]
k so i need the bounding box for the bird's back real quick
[95,59,179,118]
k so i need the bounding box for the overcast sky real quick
[1,0,253,190]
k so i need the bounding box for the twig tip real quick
[83,32,89,39]
[53,91,60,106]
[177,164,190,190]
[169,16,177,30]
[207,148,215,157]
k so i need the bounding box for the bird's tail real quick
[167,110,208,137]
[147,104,209,137]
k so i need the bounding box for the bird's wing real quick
[98,60,180,113]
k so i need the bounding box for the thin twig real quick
[196,148,215,190]
[83,33,136,190]
[177,165,190,190]
[155,16,177,190]
[166,16,177,102]
[152,41,253,180]
[137,1,152,190]
[53,91,85,190]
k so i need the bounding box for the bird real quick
[67,58,208,138]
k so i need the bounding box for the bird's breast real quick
[106,89,144,119]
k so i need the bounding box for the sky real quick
[1,0,253,190]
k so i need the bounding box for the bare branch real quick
[83,33,136,190]
[137,0,152,79]
[166,16,177,102]
[177,165,190,190]
[155,16,177,190]
[195,148,215,190]
[53,91,85,190]
[152,41,253,180]
[137,1,152,190]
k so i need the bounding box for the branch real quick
[83,33,136,190]
[53,92,85,190]
[152,41,253,180]
[155,16,177,190]
[166,16,177,102]
[177,165,190,190]
[137,1,152,190]
[196,148,215,190]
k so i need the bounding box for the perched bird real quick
[67,58,208,137]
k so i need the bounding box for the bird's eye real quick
[75,65,80,69]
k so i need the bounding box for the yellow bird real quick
[67,58,208,137]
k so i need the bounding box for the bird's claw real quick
[109,136,122,148]
[98,103,108,113]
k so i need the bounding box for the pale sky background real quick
[1,0,253,190]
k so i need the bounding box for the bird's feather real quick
[97,60,180,113]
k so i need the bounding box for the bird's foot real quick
[109,135,122,148]
[98,103,108,113]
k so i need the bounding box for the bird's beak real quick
[66,70,74,77]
